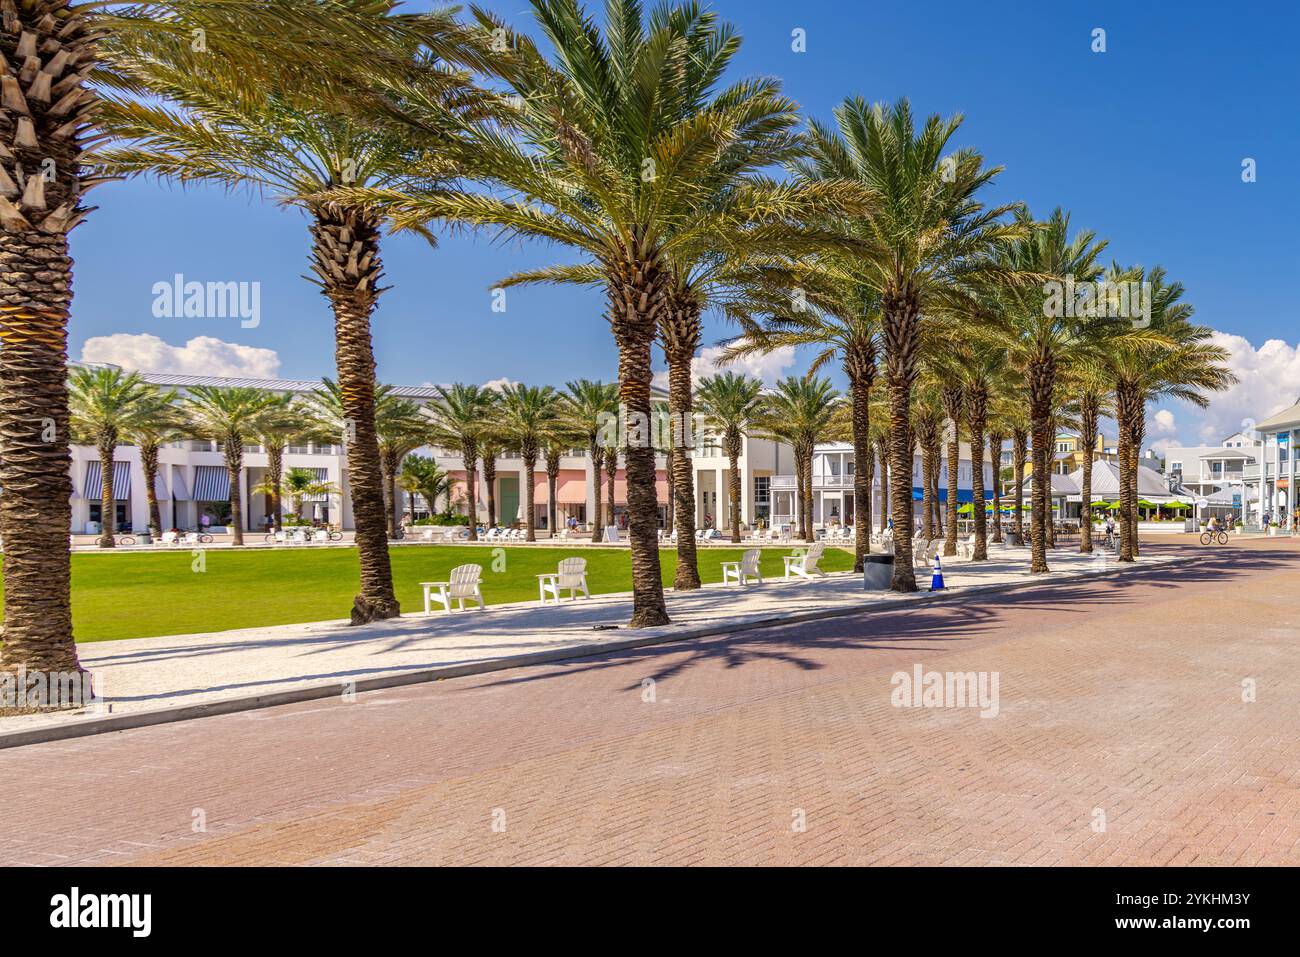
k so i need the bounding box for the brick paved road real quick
[3,538,1297,866]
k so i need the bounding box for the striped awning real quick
[153,469,168,500]
[193,465,230,502]
[305,467,331,503]
[82,461,131,500]
[171,466,191,502]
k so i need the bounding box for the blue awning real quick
[912,487,993,503]
[193,465,231,502]
[81,461,131,500]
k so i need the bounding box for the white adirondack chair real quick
[161,531,178,546]
[421,527,436,542]
[914,538,940,568]
[538,557,590,603]
[783,542,826,581]
[957,534,976,559]
[422,563,485,614]
[722,547,763,586]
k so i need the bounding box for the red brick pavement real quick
[2,539,1298,866]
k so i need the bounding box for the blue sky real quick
[73,0,1300,448]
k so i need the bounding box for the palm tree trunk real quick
[461,444,479,540]
[793,449,807,540]
[97,436,116,548]
[604,446,617,530]
[547,464,558,536]
[664,444,675,534]
[667,350,699,589]
[849,368,873,570]
[883,293,920,590]
[802,442,815,543]
[1079,395,1098,553]
[875,436,890,534]
[141,440,163,537]
[1114,382,1139,562]
[1130,419,1144,557]
[609,270,669,627]
[311,206,398,621]
[968,387,988,560]
[224,447,245,547]
[522,451,537,542]
[1027,353,1055,573]
[588,438,602,542]
[483,455,498,528]
[941,388,961,557]
[267,445,284,531]
[726,438,742,545]
[379,460,394,538]
[1012,428,1028,542]
[988,432,1004,543]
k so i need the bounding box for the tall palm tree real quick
[128,398,187,537]
[911,386,944,542]
[478,437,504,529]
[497,384,561,542]
[352,1,865,626]
[756,377,840,542]
[398,454,449,519]
[181,386,277,546]
[96,4,496,623]
[997,208,1108,572]
[795,97,1024,590]
[0,0,404,705]
[426,383,498,541]
[68,368,172,548]
[562,380,619,543]
[1064,363,1114,554]
[376,396,429,538]
[249,393,300,532]
[695,372,764,544]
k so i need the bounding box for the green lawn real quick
[0,544,853,643]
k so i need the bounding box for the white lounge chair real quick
[722,548,763,586]
[783,542,825,581]
[538,557,590,603]
[957,534,976,559]
[422,563,485,614]
[161,531,178,546]
[914,538,940,568]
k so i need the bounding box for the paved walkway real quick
[0,538,1292,866]
[4,545,1183,738]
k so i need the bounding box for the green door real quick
[499,474,520,526]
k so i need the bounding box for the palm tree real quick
[756,377,841,542]
[426,383,498,541]
[352,0,865,626]
[1064,363,1114,554]
[795,98,1024,590]
[912,386,944,542]
[478,437,504,529]
[562,380,619,543]
[273,466,342,520]
[997,208,1108,572]
[0,1,404,704]
[97,4,496,623]
[498,384,561,542]
[249,393,300,532]
[398,454,449,520]
[181,386,277,546]
[68,368,173,548]
[128,399,186,537]
[376,397,429,538]
[695,372,765,544]
[1104,266,1235,560]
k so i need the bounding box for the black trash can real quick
[1005,529,1021,547]
[863,554,894,590]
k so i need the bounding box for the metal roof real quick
[138,372,442,399]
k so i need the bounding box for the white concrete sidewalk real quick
[1,546,1192,745]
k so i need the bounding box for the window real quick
[753,476,770,520]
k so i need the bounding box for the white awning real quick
[305,467,331,502]
[81,461,131,500]
[171,466,191,502]
[193,465,230,502]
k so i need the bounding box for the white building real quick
[1159,430,1277,522]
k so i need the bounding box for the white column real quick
[739,452,751,527]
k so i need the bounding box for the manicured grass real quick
[0,544,854,643]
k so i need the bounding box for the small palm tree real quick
[497,384,561,542]
[181,386,278,546]
[695,373,765,544]
[755,377,841,542]
[273,466,341,520]
[128,400,187,538]
[796,98,1025,589]
[562,380,619,543]
[478,437,504,529]
[69,368,173,548]
[426,384,498,541]
[398,454,450,520]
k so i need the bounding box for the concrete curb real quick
[0,554,1200,751]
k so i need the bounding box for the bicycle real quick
[114,533,136,546]
[1199,529,1228,545]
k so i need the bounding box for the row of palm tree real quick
[0,0,1237,708]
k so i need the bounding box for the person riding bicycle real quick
[1103,513,1116,545]
[1207,515,1219,535]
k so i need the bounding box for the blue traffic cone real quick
[930,553,945,591]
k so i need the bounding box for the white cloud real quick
[1151,409,1177,435]
[481,376,518,392]
[654,341,798,390]
[1162,332,1300,447]
[80,334,282,379]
